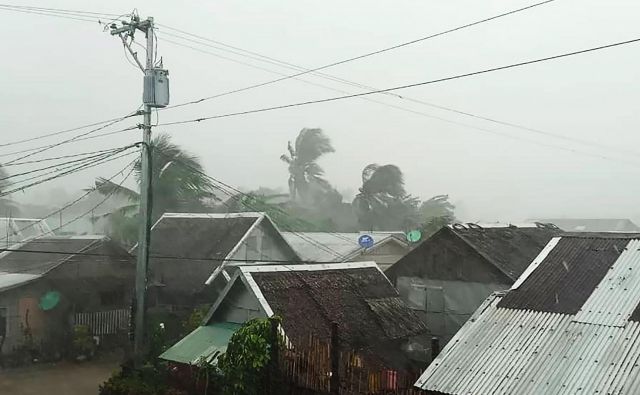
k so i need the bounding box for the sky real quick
[1,0,639,223]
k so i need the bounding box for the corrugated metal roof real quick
[416,294,640,394]
[416,233,640,394]
[159,322,241,365]
[282,232,405,262]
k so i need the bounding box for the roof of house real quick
[149,212,264,260]
[207,262,427,369]
[159,322,241,365]
[533,218,640,232]
[0,235,119,291]
[415,232,640,394]
[0,217,53,245]
[388,223,560,281]
[282,231,407,262]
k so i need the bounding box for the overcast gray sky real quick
[1,0,639,223]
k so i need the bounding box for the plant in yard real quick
[72,324,96,360]
[217,317,279,395]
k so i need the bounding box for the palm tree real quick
[353,164,409,230]
[280,128,335,203]
[420,195,455,236]
[93,133,215,245]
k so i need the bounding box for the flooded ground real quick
[0,356,120,395]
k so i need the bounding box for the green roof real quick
[159,322,241,365]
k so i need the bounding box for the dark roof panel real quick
[498,236,628,313]
[0,237,102,275]
[450,225,561,280]
[251,267,427,368]
[149,215,259,259]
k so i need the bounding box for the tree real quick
[353,164,415,230]
[94,133,215,246]
[280,128,335,204]
[419,195,456,236]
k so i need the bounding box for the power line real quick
[12,147,141,237]
[0,116,140,149]
[0,4,121,17]
[153,148,357,260]
[3,110,139,165]
[163,0,557,110]
[45,158,138,235]
[2,147,129,167]
[157,37,640,127]
[157,26,640,160]
[0,148,132,183]
[0,5,101,23]
[156,32,640,164]
[0,148,138,198]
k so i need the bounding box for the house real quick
[533,217,640,232]
[385,223,560,349]
[146,212,300,310]
[160,262,428,369]
[0,217,53,246]
[283,231,411,271]
[0,235,134,356]
[415,232,640,395]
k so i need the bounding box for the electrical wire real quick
[153,148,357,260]
[156,34,640,164]
[45,158,138,235]
[0,5,100,23]
[157,37,640,127]
[11,148,141,237]
[157,28,640,160]
[0,116,140,149]
[0,149,132,183]
[162,0,558,110]
[0,3,121,17]
[3,110,139,165]
[2,147,129,167]
[0,148,138,198]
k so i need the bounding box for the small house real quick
[283,231,411,271]
[0,235,134,356]
[146,212,300,311]
[385,223,560,349]
[415,232,640,394]
[161,262,427,369]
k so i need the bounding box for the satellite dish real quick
[406,230,422,243]
[39,291,61,311]
[358,234,374,249]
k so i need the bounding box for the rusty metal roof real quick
[416,233,640,394]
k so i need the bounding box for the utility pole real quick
[110,15,169,367]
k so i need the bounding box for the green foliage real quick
[419,195,456,236]
[182,306,209,335]
[94,133,215,245]
[217,317,278,395]
[280,128,337,204]
[72,325,96,358]
[99,364,171,395]
[0,164,18,215]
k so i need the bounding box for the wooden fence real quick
[73,309,129,336]
[271,322,425,394]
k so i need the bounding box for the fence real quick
[73,309,129,336]
[272,322,425,394]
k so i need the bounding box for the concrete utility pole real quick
[110,15,169,366]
